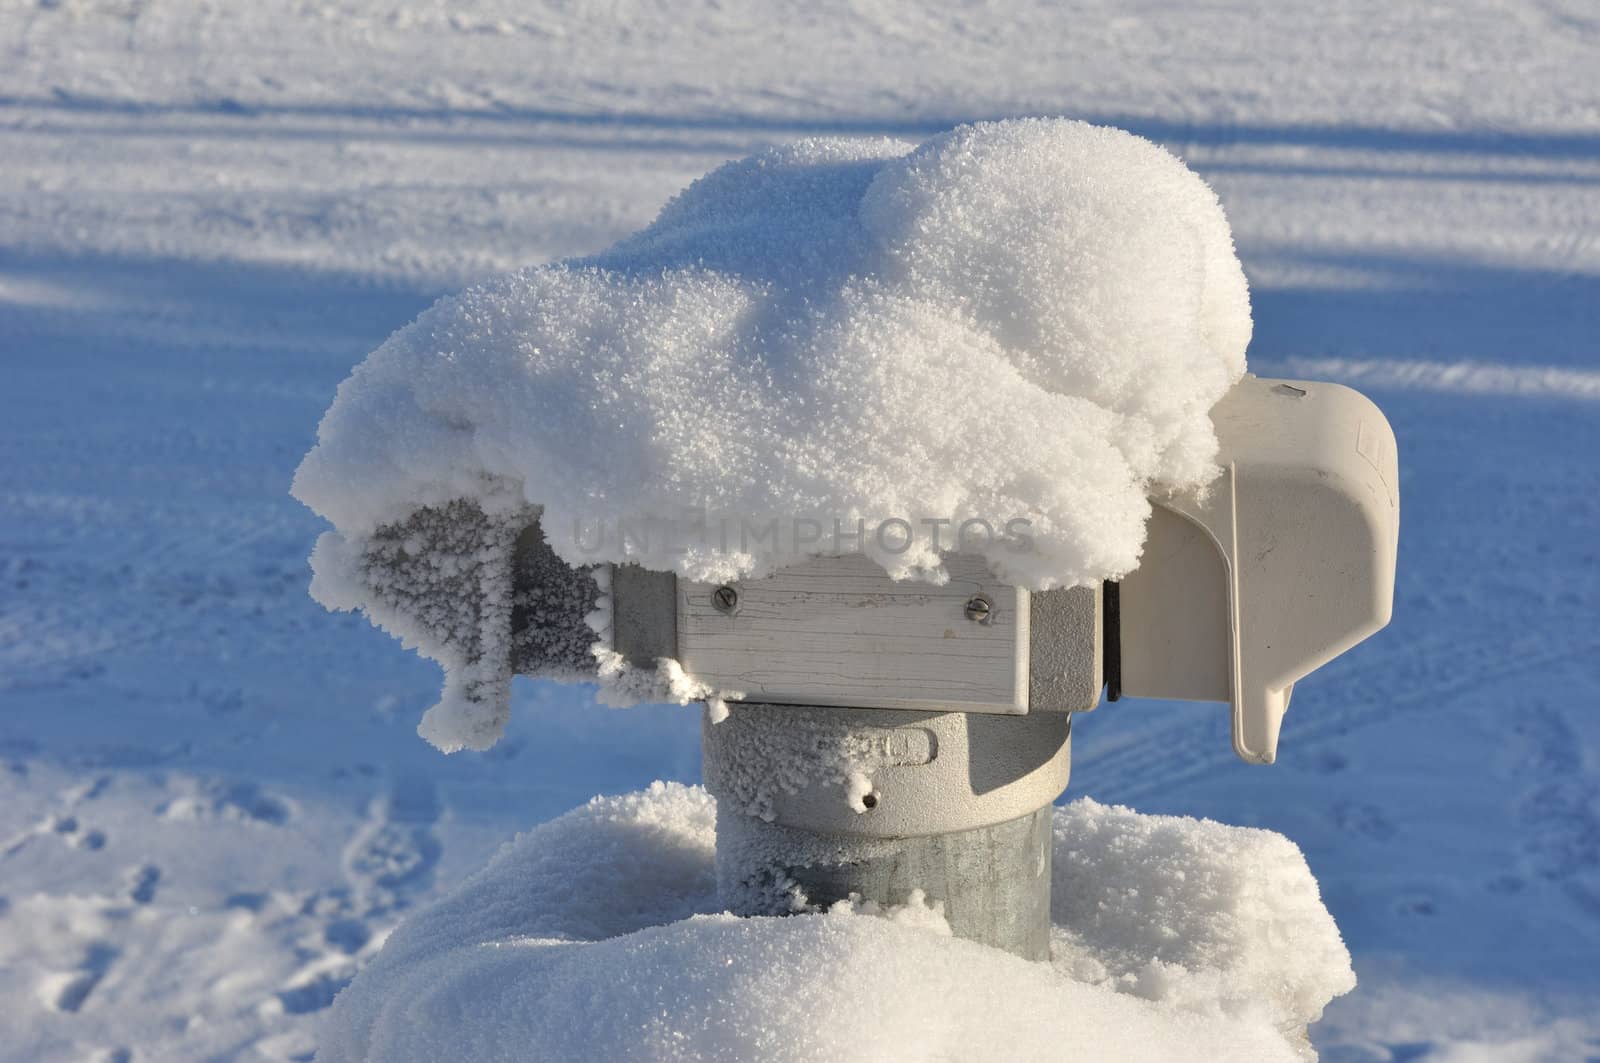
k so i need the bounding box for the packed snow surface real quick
[292,118,1249,591]
[317,783,1349,1062]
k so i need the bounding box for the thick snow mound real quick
[293,118,1249,593]
[1050,799,1357,1038]
[291,117,1250,751]
[316,785,1350,1062]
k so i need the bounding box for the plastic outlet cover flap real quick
[1118,375,1400,763]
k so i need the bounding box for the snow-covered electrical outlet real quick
[605,374,1399,763]
[515,374,1397,766]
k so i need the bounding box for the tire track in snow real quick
[1511,703,1600,918]
[1080,628,1600,806]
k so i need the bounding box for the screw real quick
[964,595,992,623]
[712,585,739,612]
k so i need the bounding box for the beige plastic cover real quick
[1119,375,1400,764]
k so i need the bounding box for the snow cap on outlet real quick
[292,118,1252,751]
[295,117,1249,590]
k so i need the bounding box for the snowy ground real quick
[2,2,1598,1060]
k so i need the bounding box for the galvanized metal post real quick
[702,703,1070,960]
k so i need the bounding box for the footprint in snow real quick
[157,778,293,826]
[125,864,160,905]
[342,771,442,917]
[53,815,108,850]
[1331,801,1397,842]
[50,941,119,1014]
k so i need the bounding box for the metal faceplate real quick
[611,553,1102,714]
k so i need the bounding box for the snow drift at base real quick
[317,784,1352,1062]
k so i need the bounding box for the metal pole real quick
[702,703,1070,960]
